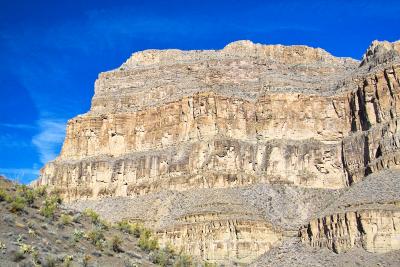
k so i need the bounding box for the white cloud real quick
[0,168,40,183]
[0,123,36,130]
[0,168,39,175]
[0,134,31,148]
[32,118,66,164]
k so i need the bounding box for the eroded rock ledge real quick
[300,169,400,255]
[300,207,400,253]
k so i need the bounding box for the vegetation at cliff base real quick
[0,176,211,266]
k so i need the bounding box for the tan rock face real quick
[157,216,282,264]
[38,64,400,199]
[342,66,400,183]
[300,207,400,253]
[41,91,352,201]
[34,40,400,263]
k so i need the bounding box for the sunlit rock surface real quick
[34,40,400,264]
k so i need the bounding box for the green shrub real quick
[173,253,193,267]
[5,194,13,203]
[116,219,132,233]
[32,249,40,264]
[83,208,109,230]
[140,228,152,239]
[98,219,110,230]
[40,194,62,218]
[19,243,34,254]
[16,234,23,244]
[16,184,28,194]
[83,208,100,224]
[0,189,11,202]
[110,235,123,252]
[28,228,37,237]
[138,236,158,252]
[63,255,73,267]
[60,214,73,225]
[73,229,85,242]
[22,188,36,206]
[0,241,6,250]
[86,228,105,249]
[150,249,171,266]
[204,261,218,267]
[116,220,142,236]
[40,204,56,218]
[10,196,26,213]
[0,189,4,202]
[34,185,47,197]
[15,185,36,205]
[138,229,158,252]
[40,199,57,219]
[48,194,62,205]
[165,242,175,254]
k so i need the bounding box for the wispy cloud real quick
[0,123,36,130]
[32,118,66,164]
[0,168,39,175]
[0,134,31,148]
[0,168,39,183]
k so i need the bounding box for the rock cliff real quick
[34,40,400,265]
[300,169,400,254]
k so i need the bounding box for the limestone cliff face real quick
[37,52,400,199]
[299,169,400,256]
[157,216,282,264]
[34,40,400,264]
[343,65,400,183]
[300,207,400,253]
[41,91,352,200]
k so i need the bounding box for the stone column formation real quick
[34,40,400,264]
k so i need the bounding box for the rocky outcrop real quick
[34,40,400,264]
[300,207,400,253]
[342,65,400,183]
[157,215,282,264]
[251,237,400,267]
[41,136,347,201]
[300,169,400,256]
[360,40,400,68]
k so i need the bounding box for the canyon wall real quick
[38,63,400,200]
[34,40,400,264]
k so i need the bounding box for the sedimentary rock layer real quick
[38,62,400,200]
[300,207,400,253]
[300,169,400,255]
[157,217,282,264]
[66,183,334,264]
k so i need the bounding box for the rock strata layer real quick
[34,40,400,264]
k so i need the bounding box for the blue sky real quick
[0,0,399,183]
